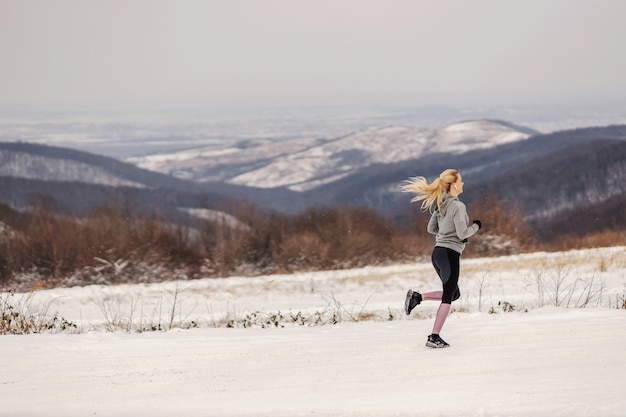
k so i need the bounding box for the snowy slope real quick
[2,247,625,416]
[433,119,533,152]
[125,136,326,181]
[229,126,431,191]
[126,120,532,191]
[0,149,145,188]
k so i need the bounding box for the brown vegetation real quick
[0,194,624,291]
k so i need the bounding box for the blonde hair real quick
[400,169,459,212]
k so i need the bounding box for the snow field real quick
[25,246,624,330]
[1,246,625,416]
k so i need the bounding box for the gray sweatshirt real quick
[427,193,479,254]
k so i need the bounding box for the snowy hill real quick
[301,124,626,226]
[126,119,535,191]
[466,139,626,223]
[0,143,145,188]
[2,124,626,238]
[2,246,625,416]
[0,141,275,219]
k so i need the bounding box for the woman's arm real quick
[453,203,479,240]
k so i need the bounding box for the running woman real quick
[401,169,481,348]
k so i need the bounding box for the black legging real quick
[431,246,461,304]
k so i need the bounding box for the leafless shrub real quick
[93,284,198,333]
[319,290,378,323]
[613,285,626,309]
[528,264,607,308]
[473,272,490,312]
[0,290,78,334]
[566,272,606,308]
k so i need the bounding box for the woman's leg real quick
[430,247,460,334]
[432,303,451,334]
[421,291,443,301]
[423,248,445,301]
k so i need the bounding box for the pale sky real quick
[2,0,626,111]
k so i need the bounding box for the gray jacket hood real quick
[434,193,456,216]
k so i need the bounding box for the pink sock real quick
[432,303,451,334]
[422,291,442,301]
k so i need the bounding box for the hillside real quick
[0,142,296,218]
[299,125,626,233]
[466,139,626,217]
[126,119,536,191]
[468,138,626,240]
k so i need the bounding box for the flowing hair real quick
[400,169,459,212]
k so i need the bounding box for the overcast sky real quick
[2,0,626,112]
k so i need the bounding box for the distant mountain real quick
[464,138,626,239]
[301,124,626,231]
[0,141,195,191]
[466,138,626,216]
[2,123,626,240]
[0,142,296,221]
[126,119,537,191]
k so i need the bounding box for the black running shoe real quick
[425,334,449,348]
[404,289,422,315]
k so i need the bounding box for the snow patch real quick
[0,151,146,188]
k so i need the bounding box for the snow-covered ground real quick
[2,246,626,417]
